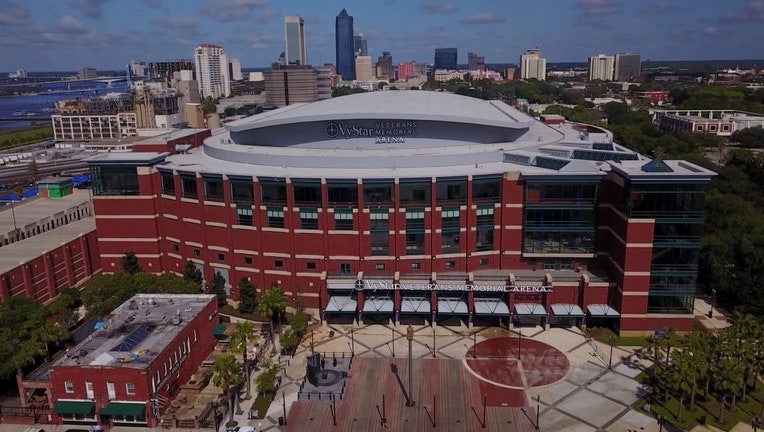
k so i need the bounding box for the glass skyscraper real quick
[335,9,355,80]
[434,48,458,70]
[284,16,307,66]
[614,53,641,82]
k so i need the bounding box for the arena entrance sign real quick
[356,280,552,293]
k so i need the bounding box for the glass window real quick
[260,179,287,204]
[375,263,385,271]
[410,262,421,270]
[65,381,74,393]
[476,229,494,251]
[236,205,252,226]
[399,180,431,205]
[340,263,352,274]
[267,207,284,228]
[126,383,135,395]
[525,182,597,205]
[193,249,200,257]
[406,232,425,254]
[445,261,455,268]
[479,258,489,266]
[160,171,175,195]
[217,253,224,261]
[476,205,494,228]
[441,207,460,253]
[327,182,358,205]
[90,166,140,196]
[370,233,389,256]
[293,181,322,204]
[275,260,283,268]
[363,182,393,206]
[300,208,319,229]
[334,208,353,230]
[244,257,253,265]
[180,174,197,199]
[307,262,316,269]
[204,177,224,202]
[472,177,501,201]
[230,178,253,204]
[370,209,389,231]
[436,178,467,203]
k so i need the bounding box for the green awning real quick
[53,400,95,415]
[213,324,226,336]
[99,402,146,417]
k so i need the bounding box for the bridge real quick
[0,116,51,122]
[0,76,128,89]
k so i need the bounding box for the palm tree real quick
[211,354,241,422]
[662,327,678,367]
[257,283,287,323]
[34,323,69,361]
[685,330,711,411]
[27,161,39,183]
[9,185,25,234]
[229,322,258,400]
[645,335,664,365]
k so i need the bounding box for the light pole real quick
[517,328,522,360]
[753,416,761,432]
[432,325,436,358]
[608,335,616,369]
[710,288,717,318]
[392,327,396,357]
[351,327,355,357]
[406,325,415,407]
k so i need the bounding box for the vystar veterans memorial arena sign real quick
[355,280,552,293]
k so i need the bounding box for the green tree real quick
[289,311,309,336]
[183,261,203,288]
[237,278,257,315]
[254,358,281,396]
[211,354,241,422]
[229,322,258,399]
[202,97,218,114]
[81,272,198,317]
[257,283,287,323]
[280,329,299,355]
[121,251,142,274]
[35,322,69,361]
[27,161,39,183]
[209,272,227,307]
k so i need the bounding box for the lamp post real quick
[753,416,761,432]
[608,335,616,369]
[432,325,436,358]
[406,325,415,407]
[391,327,395,357]
[710,288,717,318]
[351,327,355,357]
[517,328,522,360]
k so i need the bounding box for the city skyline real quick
[0,0,763,71]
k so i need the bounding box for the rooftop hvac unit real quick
[171,316,182,325]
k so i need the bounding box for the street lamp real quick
[517,328,522,360]
[406,325,415,407]
[608,335,616,369]
[753,416,761,432]
[709,288,717,318]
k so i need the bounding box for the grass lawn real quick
[635,371,764,431]
[589,327,649,346]
[250,392,275,419]
[0,126,52,150]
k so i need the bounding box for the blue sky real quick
[1,0,763,72]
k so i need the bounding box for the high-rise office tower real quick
[468,52,485,72]
[519,48,546,81]
[264,64,318,107]
[194,44,231,99]
[285,16,307,66]
[229,58,242,81]
[434,48,458,70]
[376,51,393,80]
[354,32,368,57]
[355,56,373,82]
[614,53,642,82]
[149,59,194,81]
[335,9,356,80]
[588,54,615,81]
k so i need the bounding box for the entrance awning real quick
[514,303,547,316]
[587,304,620,317]
[401,296,431,313]
[213,324,226,337]
[551,303,585,317]
[326,279,357,290]
[474,298,509,315]
[53,400,95,415]
[363,297,394,313]
[99,402,145,417]
[437,298,468,314]
[325,296,357,313]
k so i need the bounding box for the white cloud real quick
[726,1,764,21]
[460,13,506,24]
[422,1,458,13]
[198,0,270,22]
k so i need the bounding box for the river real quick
[0,81,129,129]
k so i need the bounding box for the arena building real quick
[87,91,715,336]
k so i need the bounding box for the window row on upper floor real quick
[157,172,502,206]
